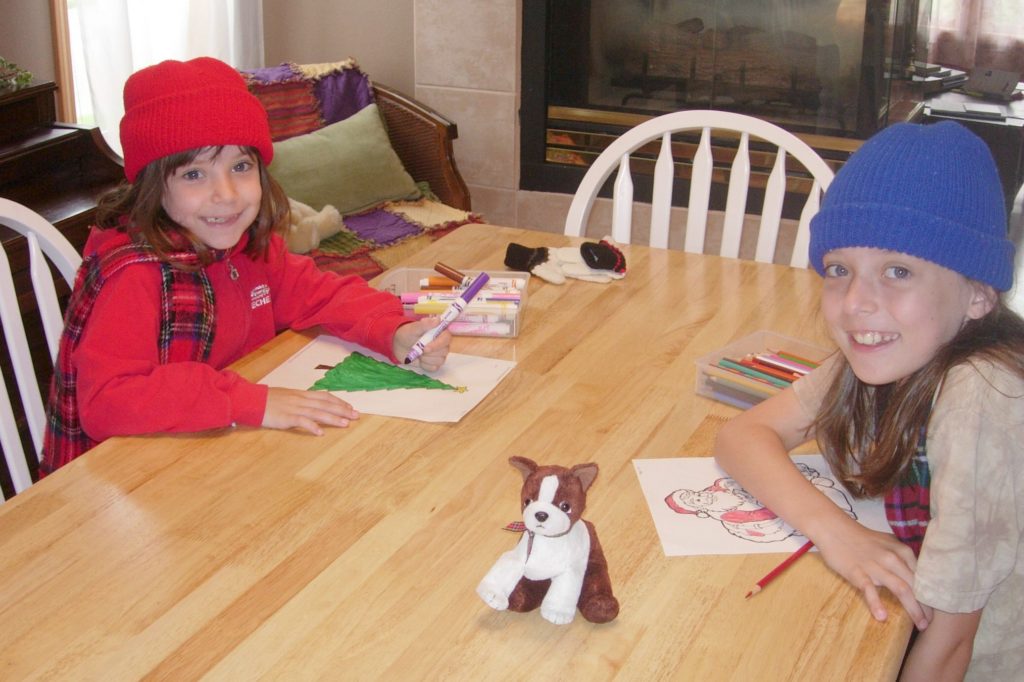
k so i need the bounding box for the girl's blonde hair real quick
[814,299,1024,497]
[96,145,289,266]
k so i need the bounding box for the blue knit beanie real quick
[809,121,1014,291]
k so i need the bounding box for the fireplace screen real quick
[522,0,924,196]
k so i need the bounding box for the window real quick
[53,0,264,154]
[926,0,1024,72]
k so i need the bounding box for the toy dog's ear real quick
[571,463,599,492]
[509,456,538,481]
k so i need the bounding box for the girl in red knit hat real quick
[41,57,451,474]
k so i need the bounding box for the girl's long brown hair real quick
[814,299,1024,497]
[95,145,289,267]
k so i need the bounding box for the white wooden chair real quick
[564,110,835,267]
[0,198,82,500]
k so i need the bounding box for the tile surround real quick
[414,0,518,91]
[416,86,517,191]
[414,0,522,228]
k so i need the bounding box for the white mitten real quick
[504,239,626,285]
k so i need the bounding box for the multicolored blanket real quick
[309,197,484,280]
[242,60,483,280]
[242,59,374,143]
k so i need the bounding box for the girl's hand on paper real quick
[394,318,452,372]
[815,521,933,631]
[263,387,359,435]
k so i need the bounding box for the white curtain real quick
[926,0,1024,72]
[73,0,264,155]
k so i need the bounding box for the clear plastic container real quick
[375,268,531,338]
[695,330,831,409]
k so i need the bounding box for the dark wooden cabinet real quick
[0,81,124,492]
[0,81,124,250]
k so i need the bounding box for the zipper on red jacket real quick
[225,256,252,344]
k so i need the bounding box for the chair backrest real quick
[564,110,835,267]
[0,198,82,500]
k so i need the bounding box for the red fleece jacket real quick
[74,228,409,441]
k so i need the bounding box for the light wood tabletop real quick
[0,224,912,680]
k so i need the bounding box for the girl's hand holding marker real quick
[404,272,491,365]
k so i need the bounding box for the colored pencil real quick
[717,358,791,388]
[745,540,814,598]
[769,349,821,370]
[754,352,813,376]
[739,356,801,382]
[703,364,780,396]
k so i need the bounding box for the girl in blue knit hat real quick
[715,121,1022,680]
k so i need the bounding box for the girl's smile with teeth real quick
[851,331,899,346]
[161,146,262,251]
[821,247,991,385]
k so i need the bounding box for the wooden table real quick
[0,224,912,680]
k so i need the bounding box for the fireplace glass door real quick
[522,0,925,197]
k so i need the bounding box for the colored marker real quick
[399,291,521,304]
[745,540,814,598]
[404,272,491,364]
[410,301,517,316]
[448,321,512,335]
[419,276,462,288]
[417,276,527,290]
[434,262,471,287]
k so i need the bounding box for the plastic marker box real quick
[375,267,531,338]
[695,330,832,409]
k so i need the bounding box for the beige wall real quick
[262,0,415,94]
[1,1,56,82]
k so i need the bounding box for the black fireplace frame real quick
[520,0,923,209]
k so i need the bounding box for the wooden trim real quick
[48,0,76,122]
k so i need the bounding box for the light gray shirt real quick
[794,358,1024,680]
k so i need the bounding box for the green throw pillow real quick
[270,103,421,214]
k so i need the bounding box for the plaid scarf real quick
[883,428,931,556]
[41,243,215,475]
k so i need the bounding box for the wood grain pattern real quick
[0,225,912,679]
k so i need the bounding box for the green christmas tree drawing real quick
[310,352,466,393]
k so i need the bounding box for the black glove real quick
[504,239,626,284]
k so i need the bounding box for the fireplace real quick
[521,0,928,204]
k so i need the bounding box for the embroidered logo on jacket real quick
[250,284,271,309]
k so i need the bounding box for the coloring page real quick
[260,334,515,422]
[633,455,890,556]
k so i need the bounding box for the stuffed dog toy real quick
[476,456,619,624]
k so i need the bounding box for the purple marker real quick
[403,272,491,364]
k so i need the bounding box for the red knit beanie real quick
[119,57,273,183]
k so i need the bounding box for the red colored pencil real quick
[745,540,814,599]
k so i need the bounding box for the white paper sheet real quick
[633,455,890,556]
[259,335,515,422]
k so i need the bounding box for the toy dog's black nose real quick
[535,511,548,522]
